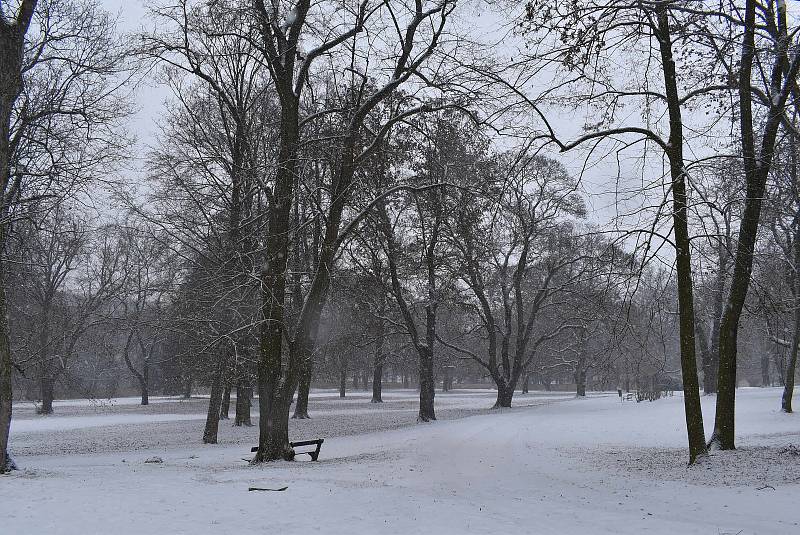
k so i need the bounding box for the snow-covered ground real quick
[2,388,798,534]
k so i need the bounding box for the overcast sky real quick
[93,0,710,245]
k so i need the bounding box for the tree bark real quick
[202,356,226,444]
[0,253,11,471]
[254,99,300,463]
[493,379,514,408]
[655,1,707,463]
[711,0,797,450]
[418,346,436,421]
[183,375,192,399]
[292,363,311,419]
[371,317,385,403]
[38,376,54,415]
[0,0,36,475]
[220,383,231,420]
[234,382,252,426]
[782,229,800,412]
[138,363,149,406]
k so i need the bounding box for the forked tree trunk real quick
[253,100,299,463]
[254,392,294,461]
[493,379,514,408]
[711,0,798,450]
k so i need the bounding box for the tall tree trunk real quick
[712,0,796,450]
[234,382,252,426]
[0,258,12,470]
[655,2,707,463]
[202,356,226,444]
[220,383,231,420]
[782,228,800,412]
[339,366,346,398]
[0,0,36,474]
[522,373,529,394]
[183,375,192,399]
[254,101,300,463]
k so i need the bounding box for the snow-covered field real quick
[2,388,799,534]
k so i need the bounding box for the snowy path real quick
[2,388,799,534]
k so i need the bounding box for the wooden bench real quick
[251,439,325,461]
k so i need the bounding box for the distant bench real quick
[251,439,325,461]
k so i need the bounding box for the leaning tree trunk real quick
[202,356,226,444]
[655,1,707,463]
[711,0,798,451]
[219,383,231,420]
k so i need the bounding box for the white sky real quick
[94,0,746,254]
